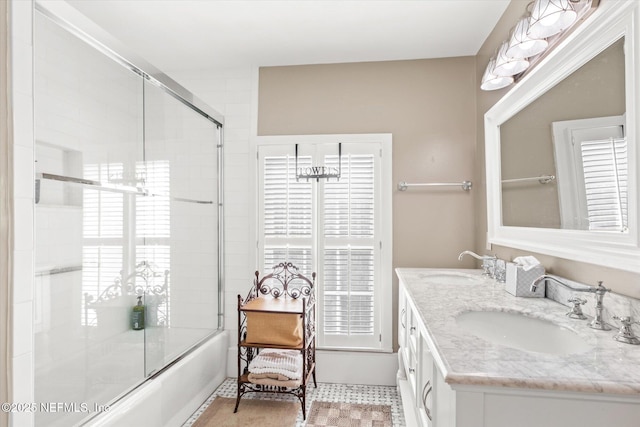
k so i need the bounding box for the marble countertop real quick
[396,268,640,396]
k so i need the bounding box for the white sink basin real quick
[419,271,486,285]
[455,310,592,355]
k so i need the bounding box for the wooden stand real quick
[235,263,317,419]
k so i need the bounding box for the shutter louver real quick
[323,247,375,335]
[264,156,312,238]
[262,154,314,280]
[324,154,375,238]
[322,153,376,338]
[264,246,313,274]
[83,163,124,239]
[581,137,628,230]
[136,160,170,238]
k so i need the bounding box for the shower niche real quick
[33,8,224,427]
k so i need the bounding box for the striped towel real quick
[248,349,302,380]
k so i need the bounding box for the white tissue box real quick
[505,262,545,297]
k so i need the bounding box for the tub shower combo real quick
[33,3,224,426]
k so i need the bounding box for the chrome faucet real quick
[531,275,611,330]
[458,251,497,278]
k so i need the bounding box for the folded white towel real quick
[248,349,302,380]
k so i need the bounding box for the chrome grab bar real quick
[397,181,472,191]
[501,175,556,184]
[35,265,82,276]
[36,172,214,204]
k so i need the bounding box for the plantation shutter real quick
[320,152,378,347]
[580,137,628,231]
[261,152,314,273]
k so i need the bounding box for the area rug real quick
[191,396,299,427]
[306,401,393,427]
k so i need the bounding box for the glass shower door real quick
[140,81,220,376]
[34,11,145,427]
[34,8,223,426]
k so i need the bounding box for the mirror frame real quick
[485,0,640,273]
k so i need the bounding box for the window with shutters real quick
[258,139,392,351]
[82,160,171,326]
[82,163,125,326]
[552,115,627,231]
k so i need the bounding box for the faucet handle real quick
[612,315,640,345]
[566,297,587,320]
[595,281,610,293]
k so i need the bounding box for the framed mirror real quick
[485,1,640,272]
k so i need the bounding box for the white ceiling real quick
[63,0,510,72]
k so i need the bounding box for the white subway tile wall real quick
[167,67,254,373]
[11,2,35,426]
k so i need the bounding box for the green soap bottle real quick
[132,296,145,330]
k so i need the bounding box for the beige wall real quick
[476,0,640,298]
[258,58,478,349]
[258,58,477,267]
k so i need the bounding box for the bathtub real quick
[86,330,227,427]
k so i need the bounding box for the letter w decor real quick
[295,143,342,182]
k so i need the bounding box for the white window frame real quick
[253,134,393,353]
[552,115,626,230]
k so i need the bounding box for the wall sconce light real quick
[481,0,599,91]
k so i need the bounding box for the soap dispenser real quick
[132,296,145,330]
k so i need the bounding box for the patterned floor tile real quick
[182,378,406,427]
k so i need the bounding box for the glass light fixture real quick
[528,0,578,39]
[493,41,530,77]
[480,58,514,91]
[506,17,549,59]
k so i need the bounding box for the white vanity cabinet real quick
[398,280,449,427]
[397,270,640,427]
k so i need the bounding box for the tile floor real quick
[182,378,406,426]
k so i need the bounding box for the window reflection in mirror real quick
[500,37,625,230]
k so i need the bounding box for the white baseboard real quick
[227,347,398,386]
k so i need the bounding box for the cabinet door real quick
[417,334,434,427]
